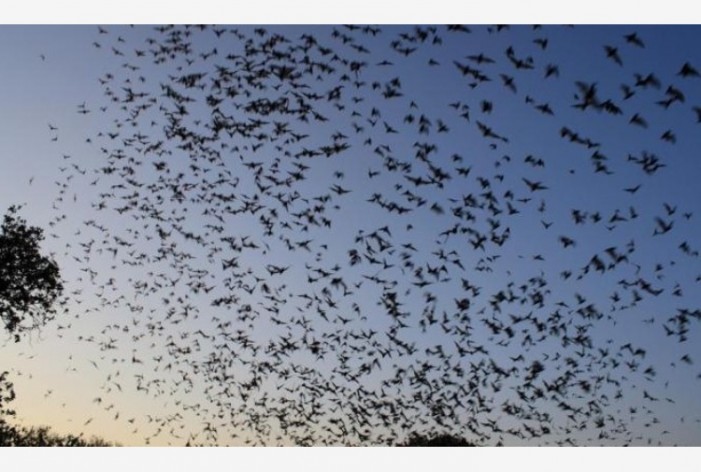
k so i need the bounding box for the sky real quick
[1,16,701,450]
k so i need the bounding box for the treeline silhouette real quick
[399,433,475,447]
[0,422,116,447]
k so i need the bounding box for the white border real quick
[2,1,700,24]
[1,446,698,472]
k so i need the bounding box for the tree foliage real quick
[399,432,475,447]
[0,371,17,445]
[0,205,65,446]
[0,423,116,447]
[0,371,15,419]
[0,205,63,341]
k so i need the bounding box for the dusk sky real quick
[1,16,701,449]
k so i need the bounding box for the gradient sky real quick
[1,23,701,447]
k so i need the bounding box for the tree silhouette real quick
[399,432,475,447]
[0,371,17,444]
[0,423,115,447]
[0,371,15,419]
[0,205,63,341]
[0,205,63,445]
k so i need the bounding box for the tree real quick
[0,423,116,447]
[0,371,15,419]
[0,205,63,341]
[0,205,63,445]
[399,432,475,447]
[0,371,17,444]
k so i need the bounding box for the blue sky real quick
[1,21,701,448]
